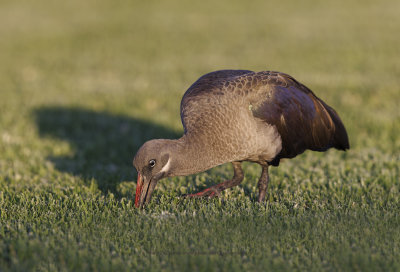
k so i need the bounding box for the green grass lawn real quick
[1,0,399,271]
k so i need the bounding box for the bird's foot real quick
[184,186,222,198]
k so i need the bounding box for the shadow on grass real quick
[34,106,180,194]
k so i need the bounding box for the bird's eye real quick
[148,159,156,168]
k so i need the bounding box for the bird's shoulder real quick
[180,70,307,107]
[181,70,253,100]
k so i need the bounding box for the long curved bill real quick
[135,173,159,208]
[135,174,143,208]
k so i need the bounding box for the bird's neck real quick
[170,134,225,177]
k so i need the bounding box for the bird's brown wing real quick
[250,72,349,165]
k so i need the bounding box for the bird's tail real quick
[324,103,350,151]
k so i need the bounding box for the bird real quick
[133,70,349,208]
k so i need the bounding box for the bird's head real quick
[133,139,176,208]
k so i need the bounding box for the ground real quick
[0,0,399,271]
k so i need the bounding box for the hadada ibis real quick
[133,70,349,208]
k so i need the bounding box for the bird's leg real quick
[257,164,269,202]
[185,162,244,198]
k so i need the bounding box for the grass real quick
[0,0,399,271]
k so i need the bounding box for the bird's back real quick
[180,70,349,166]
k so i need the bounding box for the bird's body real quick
[133,70,349,207]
